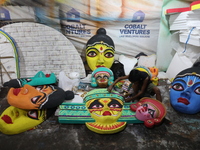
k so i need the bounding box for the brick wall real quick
[0,22,86,79]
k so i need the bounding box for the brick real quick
[0,22,86,79]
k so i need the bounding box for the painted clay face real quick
[86,98,123,124]
[7,84,57,110]
[170,75,200,114]
[95,72,110,88]
[135,103,157,121]
[0,106,46,135]
[91,67,114,88]
[130,97,166,128]
[86,42,115,71]
[84,89,126,134]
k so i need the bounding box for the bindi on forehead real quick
[98,46,105,53]
[185,76,200,87]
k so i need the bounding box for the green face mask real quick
[3,71,57,88]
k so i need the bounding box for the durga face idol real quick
[86,42,115,71]
[85,28,115,71]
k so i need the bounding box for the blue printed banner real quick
[0,0,163,58]
[59,0,163,57]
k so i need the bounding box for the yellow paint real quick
[191,4,200,10]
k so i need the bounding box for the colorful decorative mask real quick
[3,71,57,88]
[130,97,166,128]
[0,106,56,135]
[83,89,126,134]
[7,84,74,110]
[170,62,200,114]
[86,28,115,71]
[91,67,114,88]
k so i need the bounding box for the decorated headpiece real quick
[91,67,114,88]
[84,88,124,103]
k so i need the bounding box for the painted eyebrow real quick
[173,79,186,83]
[86,47,98,53]
[104,49,115,52]
[193,82,200,86]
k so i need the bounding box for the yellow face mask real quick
[0,106,46,135]
[85,95,126,134]
[86,42,115,71]
[86,98,123,123]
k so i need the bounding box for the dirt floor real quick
[0,85,200,150]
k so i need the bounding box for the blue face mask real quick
[170,75,200,114]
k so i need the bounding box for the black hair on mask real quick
[40,86,74,109]
[86,28,115,48]
[128,69,141,83]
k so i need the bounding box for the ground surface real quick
[0,85,200,150]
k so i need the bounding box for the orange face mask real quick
[7,84,57,110]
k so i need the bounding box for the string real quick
[183,27,196,53]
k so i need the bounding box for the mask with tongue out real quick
[83,88,126,134]
[7,84,74,110]
[170,60,200,114]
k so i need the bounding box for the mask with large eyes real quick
[0,106,56,135]
[134,103,157,121]
[91,67,114,88]
[170,75,200,114]
[83,89,126,134]
[86,98,123,123]
[130,97,166,128]
[86,43,114,71]
[7,84,74,110]
[86,28,115,71]
[95,73,109,87]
